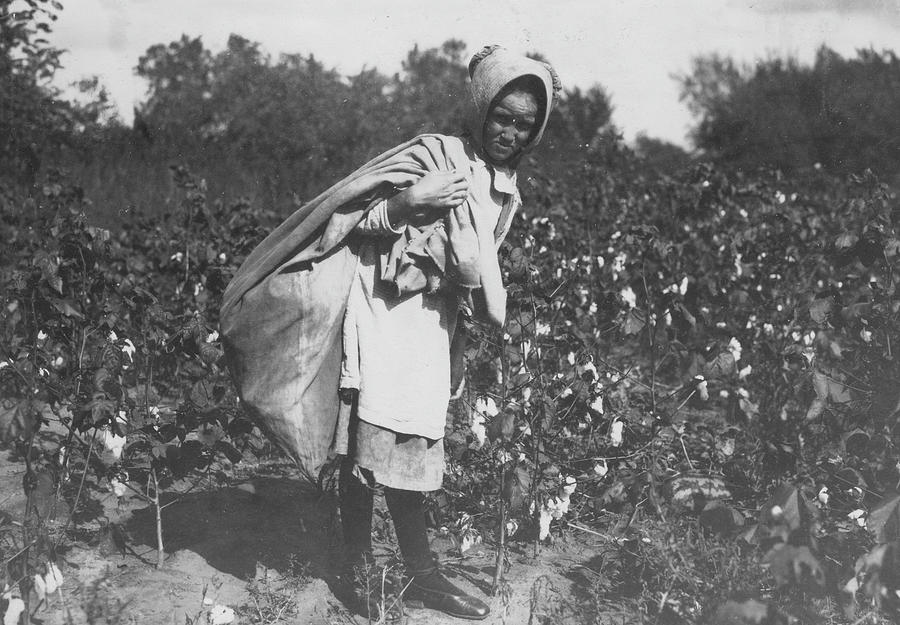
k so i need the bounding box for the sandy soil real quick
[0,447,608,625]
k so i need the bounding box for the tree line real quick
[3,1,899,216]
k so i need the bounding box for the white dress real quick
[338,139,520,489]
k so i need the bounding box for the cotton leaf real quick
[764,544,825,588]
[835,233,858,249]
[699,501,745,535]
[812,372,829,399]
[761,484,815,531]
[708,599,776,625]
[809,298,832,324]
[867,495,900,543]
[621,310,645,335]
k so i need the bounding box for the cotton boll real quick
[110,476,128,498]
[470,414,487,449]
[44,562,63,595]
[101,428,126,459]
[576,360,598,380]
[475,396,499,417]
[538,506,552,540]
[208,605,236,625]
[2,597,25,625]
[728,337,742,362]
[620,286,637,309]
[33,574,46,602]
[609,420,624,447]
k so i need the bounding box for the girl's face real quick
[482,89,539,166]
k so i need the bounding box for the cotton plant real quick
[538,476,579,540]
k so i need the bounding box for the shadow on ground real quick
[125,477,342,581]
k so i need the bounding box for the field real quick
[1,152,899,625]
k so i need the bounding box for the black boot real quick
[339,457,374,577]
[339,459,404,620]
[405,569,490,620]
[385,488,490,620]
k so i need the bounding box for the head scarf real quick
[464,46,561,167]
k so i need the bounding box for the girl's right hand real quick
[387,170,470,227]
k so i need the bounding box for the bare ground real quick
[0,450,611,625]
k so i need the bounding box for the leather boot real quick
[405,569,490,620]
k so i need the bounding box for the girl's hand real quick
[387,170,470,227]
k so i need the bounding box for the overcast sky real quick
[48,0,900,147]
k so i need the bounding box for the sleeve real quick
[354,198,405,237]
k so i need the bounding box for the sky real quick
[47,0,900,148]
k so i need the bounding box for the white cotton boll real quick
[860,329,872,343]
[610,420,624,447]
[728,337,742,362]
[206,330,219,343]
[3,597,25,625]
[577,360,598,380]
[44,562,63,595]
[101,428,126,459]
[545,496,569,519]
[522,387,532,404]
[738,365,752,379]
[110,477,128,498]
[121,339,136,361]
[562,476,577,497]
[470,415,486,449]
[567,352,576,366]
[559,387,573,399]
[594,460,608,476]
[37,329,48,341]
[33,574,46,602]
[535,321,551,336]
[460,530,481,553]
[108,330,118,342]
[538,506,552,540]
[590,394,604,414]
[208,605,236,625]
[475,397,499,418]
[719,438,735,456]
[696,380,709,401]
[620,286,637,309]
[817,486,829,506]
